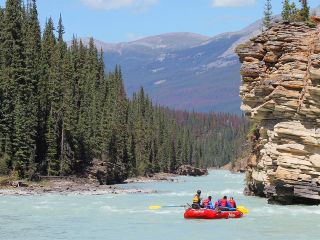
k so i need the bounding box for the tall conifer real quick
[0,7,5,156]
[282,0,291,21]
[2,0,28,176]
[299,0,309,21]
[263,0,272,29]
[47,15,67,175]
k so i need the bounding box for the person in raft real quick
[192,190,202,209]
[229,197,237,208]
[216,196,233,211]
[202,196,215,210]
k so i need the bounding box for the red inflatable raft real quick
[184,208,243,219]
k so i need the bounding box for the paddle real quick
[149,205,186,210]
[237,205,249,214]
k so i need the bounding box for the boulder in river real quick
[11,181,28,188]
[175,165,208,176]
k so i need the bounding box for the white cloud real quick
[212,0,256,8]
[81,0,159,11]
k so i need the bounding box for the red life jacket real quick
[220,199,227,207]
[229,199,236,208]
[203,198,210,207]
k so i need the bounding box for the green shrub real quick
[0,171,19,186]
[306,20,317,28]
[0,176,11,186]
[247,121,258,139]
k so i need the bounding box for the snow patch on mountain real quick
[205,58,238,69]
[154,80,166,85]
[151,68,165,73]
[157,54,168,62]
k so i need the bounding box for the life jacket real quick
[219,199,228,207]
[202,198,210,207]
[229,199,236,208]
[193,194,200,204]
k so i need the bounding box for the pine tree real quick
[289,2,298,21]
[0,7,5,156]
[110,66,128,181]
[282,0,300,22]
[72,39,91,172]
[59,49,74,175]
[126,101,136,176]
[282,0,291,21]
[86,38,100,150]
[2,0,29,177]
[23,0,42,178]
[55,15,78,176]
[47,15,67,176]
[263,0,272,29]
[299,0,309,21]
[94,49,106,155]
[37,17,56,174]
[67,37,86,174]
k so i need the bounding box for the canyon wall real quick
[236,21,320,204]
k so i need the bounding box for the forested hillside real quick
[167,111,249,168]
[0,0,248,182]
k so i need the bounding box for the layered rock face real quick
[236,22,320,204]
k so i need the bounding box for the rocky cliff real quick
[236,21,320,204]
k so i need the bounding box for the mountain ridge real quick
[73,7,319,113]
[75,25,257,113]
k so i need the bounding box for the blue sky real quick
[0,0,319,42]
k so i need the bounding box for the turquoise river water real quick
[1,170,319,240]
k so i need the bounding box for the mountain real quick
[75,6,320,113]
[78,22,263,113]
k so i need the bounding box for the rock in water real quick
[236,21,320,205]
[175,165,208,176]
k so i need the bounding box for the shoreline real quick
[0,185,158,196]
[0,173,179,196]
[124,172,180,183]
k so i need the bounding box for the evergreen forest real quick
[0,0,249,182]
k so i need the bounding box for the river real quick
[0,170,319,240]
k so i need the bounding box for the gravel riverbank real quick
[0,173,179,196]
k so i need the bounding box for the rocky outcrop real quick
[88,159,127,185]
[88,160,207,184]
[236,21,320,204]
[175,165,208,176]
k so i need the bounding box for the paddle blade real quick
[237,206,249,214]
[149,205,162,210]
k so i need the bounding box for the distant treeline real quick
[165,110,249,168]
[0,0,248,182]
